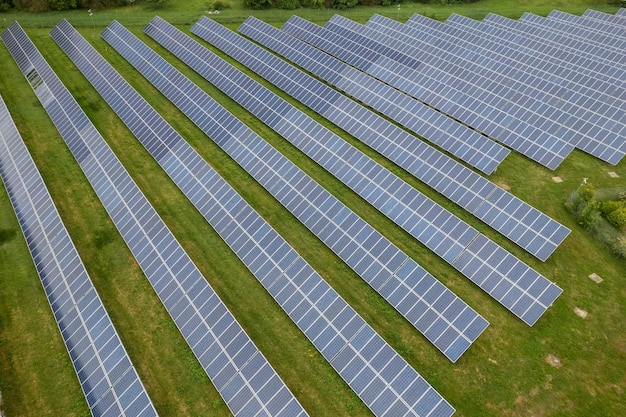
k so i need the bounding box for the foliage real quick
[579,181,596,202]
[209,0,229,10]
[244,0,271,9]
[599,200,623,216]
[566,182,626,257]
[0,0,13,12]
[333,0,357,9]
[607,207,626,229]
[46,0,76,9]
[271,0,299,9]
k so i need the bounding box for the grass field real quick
[0,0,625,416]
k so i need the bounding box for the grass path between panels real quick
[1,1,625,417]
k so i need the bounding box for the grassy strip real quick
[1,2,625,417]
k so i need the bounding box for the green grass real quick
[1,1,625,417]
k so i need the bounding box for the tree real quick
[47,0,76,10]
[333,0,357,9]
[244,0,271,9]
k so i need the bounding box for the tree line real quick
[0,0,167,12]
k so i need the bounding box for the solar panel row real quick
[490,13,626,66]
[392,14,626,165]
[0,91,158,417]
[582,9,626,25]
[239,23,508,176]
[323,14,626,168]
[151,16,562,327]
[280,16,573,170]
[234,16,569,262]
[102,19,456,417]
[458,13,625,100]
[4,20,307,417]
[93,18,488,363]
[551,9,626,37]
[520,12,626,52]
[50,19,312,417]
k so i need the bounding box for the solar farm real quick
[0,5,625,417]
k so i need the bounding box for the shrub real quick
[579,182,596,202]
[272,0,299,9]
[47,0,76,9]
[599,200,624,216]
[606,207,626,229]
[333,0,357,8]
[244,0,271,9]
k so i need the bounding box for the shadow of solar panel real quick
[113,18,489,363]
[96,18,456,416]
[0,91,158,417]
[159,17,560,326]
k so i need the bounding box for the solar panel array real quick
[91,18,488,364]
[485,12,626,66]
[50,19,311,417]
[148,16,562,327]
[324,14,626,167]
[519,12,626,54]
[464,13,625,87]
[101,19,457,417]
[4,20,307,417]
[235,25,508,176]
[0,90,158,417]
[234,16,570,262]
[280,16,574,170]
[385,13,626,165]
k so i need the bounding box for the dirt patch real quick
[546,354,562,368]
[588,273,603,283]
[552,176,563,183]
[497,181,511,190]
[574,307,588,319]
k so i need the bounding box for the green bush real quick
[579,182,596,202]
[46,0,76,10]
[606,207,626,229]
[271,0,299,9]
[600,200,624,216]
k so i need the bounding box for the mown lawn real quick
[0,1,625,417]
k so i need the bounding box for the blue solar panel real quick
[149,16,561,326]
[395,13,626,166]
[0,89,158,417]
[235,16,569,262]
[280,16,573,170]
[102,18,456,416]
[91,18,487,363]
[521,11,626,52]
[6,19,306,417]
[244,20,508,175]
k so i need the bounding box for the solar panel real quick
[148,16,562,326]
[553,9,626,35]
[281,16,573,170]
[205,16,570,263]
[393,14,626,166]
[324,14,626,168]
[50,19,311,417]
[79,18,488,363]
[522,11,626,51]
[0,91,158,417]
[100,19,456,417]
[483,13,626,67]
[584,9,624,19]
[3,20,307,417]
[239,18,508,175]
[478,13,626,83]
